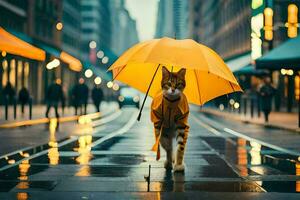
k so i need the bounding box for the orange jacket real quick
[150,92,189,160]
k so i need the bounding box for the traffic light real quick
[264,8,273,41]
[287,4,298,38]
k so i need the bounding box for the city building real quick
[155,0,190,39]
[110,0,139,55]
[0,0,81,104]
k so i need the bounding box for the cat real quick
[151,66,189,172]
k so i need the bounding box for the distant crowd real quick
[2,78,104,119]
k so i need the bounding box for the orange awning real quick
[0,27,45,61]
[60,51,82,72]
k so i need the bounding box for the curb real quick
[200,108,300,134]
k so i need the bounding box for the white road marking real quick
[91,110,139,148]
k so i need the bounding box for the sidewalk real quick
[201,107,300,133]
[0,102,115,128]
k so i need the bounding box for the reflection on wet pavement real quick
[0,108,300,195]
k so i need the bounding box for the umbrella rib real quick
[229,81,235,92]
[112,65,126,81]
[193,70,202,105]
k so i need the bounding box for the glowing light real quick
[229,99,235,105]
[112,83,119,91]
[118,96,124,102]
[94,77,102,85]
[102,56,109,64]
[133,96,140,102]
[251,13,264,60]
[234,102,240,109]
[84,69,93,78]
[219,104,224,111]
[97,51,104,59]
[8,159,16,164]
[288,69,294,76]
[281,69,287,75]
[252,0,264,9]
[107,81,113,88]
[1,51,6,57]
[264,8,273,41]
[46,59,60,70]
[89,41,97,49]
[56,22,63,30]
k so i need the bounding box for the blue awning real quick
[234,64,268,76]
[256,35,300,70]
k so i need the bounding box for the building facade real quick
[189,0,251,59]
[155,0,190,39]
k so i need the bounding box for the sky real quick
[125,0,160,42]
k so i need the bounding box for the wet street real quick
[0,106,300,199]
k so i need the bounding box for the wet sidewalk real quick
[201,107,300,133]
[0,102,116,128]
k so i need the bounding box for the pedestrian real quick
[259,77,276,122]
[45,79,64,119]
[18,87,30,116]
[3,82,16,104]
[92,84,104,112]
[72,78,89,115]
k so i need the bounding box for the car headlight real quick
[133,96,140,102]
[118,96,124,102]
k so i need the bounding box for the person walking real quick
[18,87,30,116]
[45,79,64,119]
[92,85,104,112]
[72,78,89,115]
[259,77,276,122]
[3,82,16,104]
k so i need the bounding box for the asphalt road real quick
[0,106,300,199]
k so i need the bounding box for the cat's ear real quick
[177,68,186,79]
[162,66,170,79]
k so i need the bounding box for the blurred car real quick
[118,87,140,109]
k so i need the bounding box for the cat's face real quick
[161,66,186,100]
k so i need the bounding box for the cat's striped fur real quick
[151,66,189,172]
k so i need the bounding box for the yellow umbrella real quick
[108,37,242,119]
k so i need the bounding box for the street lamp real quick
[102,56,109,64]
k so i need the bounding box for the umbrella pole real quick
[137,64,161,121]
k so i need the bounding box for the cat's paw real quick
[164,160,173,170]
[173,163,185,172]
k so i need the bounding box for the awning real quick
[60,51,82,72]
[225,52,252,71]
[256,35,300,70]
[0,27,45,61]
[234,64,268,76]
[35,41,61,58]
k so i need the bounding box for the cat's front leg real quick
[174,127,188,172]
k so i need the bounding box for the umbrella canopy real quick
[108,37,242,105]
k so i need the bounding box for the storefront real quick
[256,35,300,112]
[0,27,45,104]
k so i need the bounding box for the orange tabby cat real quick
[151,66,189,172]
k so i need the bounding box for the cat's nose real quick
[171,88,175,92]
